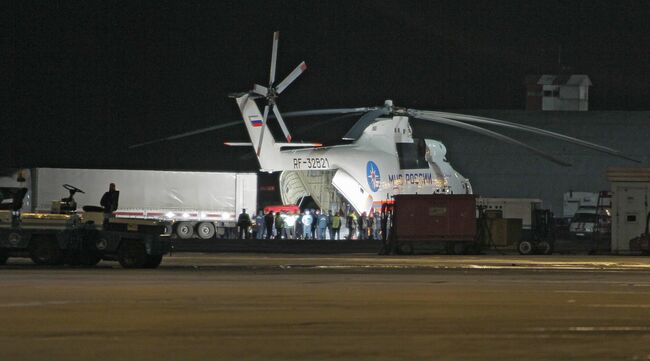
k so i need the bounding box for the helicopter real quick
[132,32,637,214]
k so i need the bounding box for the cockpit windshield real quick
[396,138,429,169]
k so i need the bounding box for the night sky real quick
[6,1,650,171]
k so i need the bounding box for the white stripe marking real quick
[0,301,75,308]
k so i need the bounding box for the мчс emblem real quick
[366,161,381,192]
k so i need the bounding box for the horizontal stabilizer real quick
[276,142,322,148]
[224,142,322,148]
[224,142,253,147]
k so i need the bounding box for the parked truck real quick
[2,168,257,240]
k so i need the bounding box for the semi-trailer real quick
[1,168,257,239]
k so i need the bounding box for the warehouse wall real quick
[412,111,650,214]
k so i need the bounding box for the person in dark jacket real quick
[311,209,318,239]
[237,209,251,239]
[327,210,334,240]
[295,212,304,240]
[274,212,285,239]
[358,212,368,240]
[264,211,275,239]
[100,183,119,225]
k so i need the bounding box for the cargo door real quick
[332,170,373,213]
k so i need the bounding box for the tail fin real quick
[235,95,281,171]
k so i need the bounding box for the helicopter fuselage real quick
[238,93,471,212]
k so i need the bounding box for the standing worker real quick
[264,211,275,239]
[346,210,355,239]
[302,211,313,239]
[373,211,381,240]
[100,183,119,225]
[331,211,341,240]
[326,210,334,240]
[237,209,251,239]
[295,212,304,240]
[317,211,328,240]
[358,212,368,240]
[255,210,265,239]
[274,212,285,239]
[311,209,319,239]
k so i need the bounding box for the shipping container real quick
[388,194,478,254]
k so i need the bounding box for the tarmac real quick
[2,253,650,360]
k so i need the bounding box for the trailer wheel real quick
[536,241,553,255]
[196,222,215,239]
[176,222,194,239]
[518,240,534,255]
[0,250,8,265]
[30,238,64,265]
[143,255,163,269]
[118,241,148,268]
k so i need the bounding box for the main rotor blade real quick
[408,110,572,166]
[282,107,376,117]
[342,107,390,140]
[273,104,292,142]
[276,61,307,94]
[415,110,639,163]
[129,121,240,149]
[253,84,269,97]
[256,104,270,156]
[269,31,279,85]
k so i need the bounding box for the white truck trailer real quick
[562,191,599,218]
[1,168,257,240]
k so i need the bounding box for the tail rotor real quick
[251,31,307,155]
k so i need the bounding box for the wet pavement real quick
[1,253,650,360]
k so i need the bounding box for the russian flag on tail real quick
[249,115,263,127]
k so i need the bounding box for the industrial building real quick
[525,74,592,111]
[607,168,650,253]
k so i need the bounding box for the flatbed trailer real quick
[0,186,172,268]
[1,168,257,240]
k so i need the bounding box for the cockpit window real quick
[396,138,429,169]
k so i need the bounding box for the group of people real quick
[344,210,383,240]
[237,208,389,241]
[98,184,393,242]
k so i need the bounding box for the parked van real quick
[569,206,611,239]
